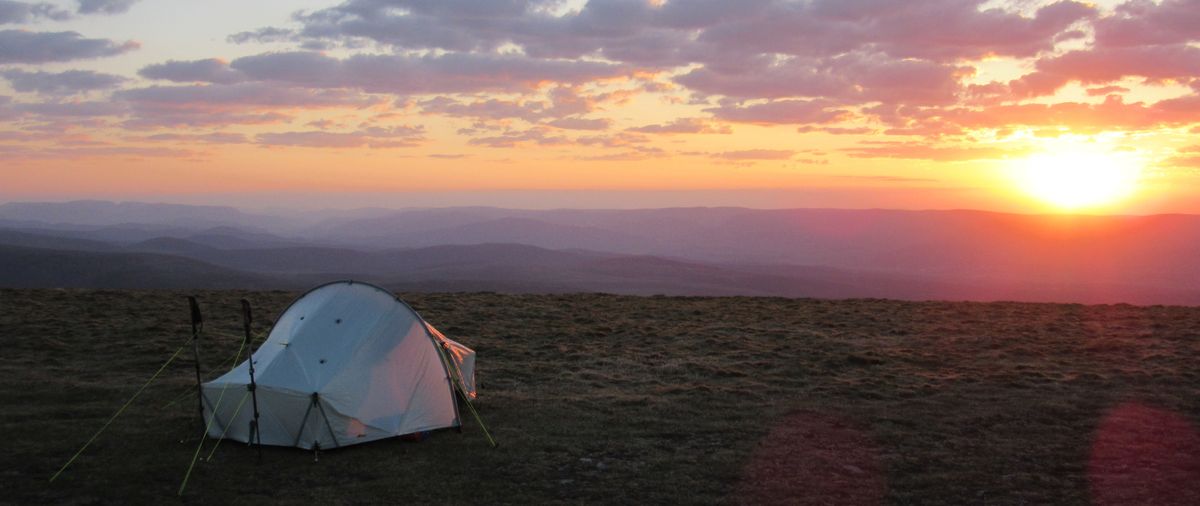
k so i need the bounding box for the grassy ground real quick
[2,288,1200,505]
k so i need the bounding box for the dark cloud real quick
[115,83,375,128]
[1094,0,1200,48]
[418,96,545,121]
[121,111,291,129]
[467,126,569,148]
[1010,44,1200,97]
[76,0,137,15]
[117,82,374,109]
[139,58,246,84]
[544,117,610,130]
[0,29,138,63]
[14,99,127,117]
[1,69,125,94]
[226,27,294,45]
[628,117,731,134]
[136,132,249,144]
[230,51,628,94]
[0,1,70,24]
[0,144,196,160]
[710,149,794,161]
[707,99,850,125]
[255,125,425,149]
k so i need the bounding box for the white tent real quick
[201,280,478,450]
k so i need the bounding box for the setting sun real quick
[1011,148,1143,211]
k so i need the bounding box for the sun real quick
[1010,147,1143,211]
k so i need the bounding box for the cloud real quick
[227,27,294,45]
[284,0,1092,65]
[0,144,196,160]
[707,99,849,125]
[1010,45,1200,97]
[135,132,249,144]
[710,149,794,161]
[1166,154,1200,168]
[76,0,137,15]
[628,117,731,134]
[418,96,545,122]
[1094,0,1200,48]
[118,82,375,109]
[796,125,876,135]
[14,99,127,117]
[115,82,379,128]
[0,1,70,24]
[121,111,291,129]
[139,58,246,84]
[256,125,424,149]
[467,126,569,148]
[843,141,1010,161]
[544,117,610,130]
[576,146,667,161]
[1,69,126,94]
[230,51,629,95]
[825,175,937,183]
[575,131,649,148]
[0,29,138,63]
[1086,85,1130,97]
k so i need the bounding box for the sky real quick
[1,0,1198,213]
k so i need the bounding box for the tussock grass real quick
[2,289,1199,504]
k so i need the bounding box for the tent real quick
[200,280,479,450]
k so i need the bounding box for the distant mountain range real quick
[2,200,1198,305]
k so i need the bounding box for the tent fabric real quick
[201,280,476,450]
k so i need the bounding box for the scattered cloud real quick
[544,117,611,131]
[0,29,138,63]
[229,51,629,95]
[0,1,70,24]
[711,149,794,161]
[1,69,126,94]
[255,125,425,149]
[134,132,249,144]
[844,141,1011,161]
[76,0,138,15]
[628,117,731,134]
[139,58,245,84]
[707,99,849,125]
[467,126,569,148]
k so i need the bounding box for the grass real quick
[2,288,1199,504]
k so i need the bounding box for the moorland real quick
[3,288,1199,504]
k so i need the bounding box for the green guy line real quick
[50,342,189,483]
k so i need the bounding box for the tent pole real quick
[314,393,341,449]
[240,299,263,461]
[293,396,315,448]
[187,296,205,429]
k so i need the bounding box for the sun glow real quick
[1010,146,1143,211]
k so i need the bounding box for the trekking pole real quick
[187,296,205,429]
[241,299,263,460]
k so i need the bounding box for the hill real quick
[0,245,273,289]
[4,289,1199,504]
[4,202,1200,304]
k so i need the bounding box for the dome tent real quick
[200,280,482,450]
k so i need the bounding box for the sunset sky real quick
[2,0,1198,212]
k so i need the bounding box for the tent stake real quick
[187,296,205,429]
[240,299,263,461]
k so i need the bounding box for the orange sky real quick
[1,0,1199,212]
